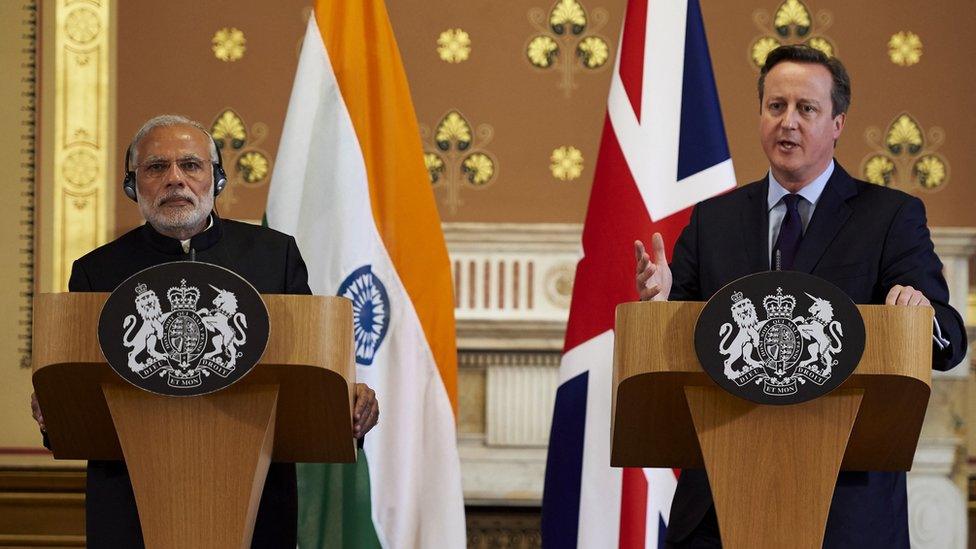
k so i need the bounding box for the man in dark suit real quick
[30,114,381,548]
[634,45,967,547]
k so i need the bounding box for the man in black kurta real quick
[70,212,309,548]
[33,114,379,548]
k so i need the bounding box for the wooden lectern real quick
[612,301,933,549]
[32,293,356,549]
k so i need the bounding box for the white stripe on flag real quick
[644,467,679,547]
[574,331,623,547]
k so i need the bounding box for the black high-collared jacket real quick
[66,212,311,549]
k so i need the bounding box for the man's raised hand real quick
[634,233,672,302]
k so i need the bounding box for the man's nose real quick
[164,162,189,185]
[782,106,800,130]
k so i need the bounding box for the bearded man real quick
[31,114,379,548]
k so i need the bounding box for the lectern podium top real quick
[611,300,933,471]
[32,292,356,463]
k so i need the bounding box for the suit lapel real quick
[740,178,770,273]
[793,164,858,273]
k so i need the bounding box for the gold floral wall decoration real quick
[421,110,496,214]
[888,31,922,66]
[437,28,471,63]
[210,109,273,206]
[550,146,584,181]
[861,113,949,191]
[212,27,246,62]
[526,0,611,98]
[749,0,835,69]
[544,262,577,309]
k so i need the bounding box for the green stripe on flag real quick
[297,452,382,549]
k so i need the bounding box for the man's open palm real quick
[635,233,672,302]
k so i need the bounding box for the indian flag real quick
[266,1,465,547]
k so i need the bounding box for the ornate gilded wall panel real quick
[49,0,113,290]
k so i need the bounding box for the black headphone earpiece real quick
[212,144,227,198]
[121,135,227,202]
[122,144,137,201]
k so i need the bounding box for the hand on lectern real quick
[635,233,671,302]
[353,383,379,439]
[30,392,45,432]
[885,285,932,307]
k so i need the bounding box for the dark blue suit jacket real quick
[664,163,967,547]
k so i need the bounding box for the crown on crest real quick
[167,279,200,311]
[134,282,156,306]
[731,291,744,303]
[763,287,796,319]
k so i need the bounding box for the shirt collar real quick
[180,216,214,253]
[767,159,834,211]
[141,211,223,255]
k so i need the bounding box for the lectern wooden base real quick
[35,294,357,548]
[685,386,863,549]
[103,383,279,549]
[612,301,933,548]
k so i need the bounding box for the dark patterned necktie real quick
[772,194,802,270]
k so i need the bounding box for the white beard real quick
[139,187,214,239]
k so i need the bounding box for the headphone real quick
[122,136,228,202]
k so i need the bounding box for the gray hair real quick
[128,114,219,169]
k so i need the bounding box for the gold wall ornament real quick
[889,31,922,66]
[45,0,114,291]
[544,262,576,309]
[212,27,246,62]
[65,7,100,44]
[437,28,471,63]
[861,113,949,191]
[62,149,99,189]
[749,0,836,69]
[422,110,497,214]
[526,0,611,98]
[550,146,583,181]
[209,109,273,208]
[237,152,269,184]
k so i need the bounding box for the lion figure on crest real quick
[796,294,843,375]
[200,286,247,369]
[122,288,168,372]
[718,294,765,379]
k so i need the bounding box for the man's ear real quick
[832,112,846,139]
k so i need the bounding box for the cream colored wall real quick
[0,1,43,451]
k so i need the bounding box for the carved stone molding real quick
[932,228,976,379]
[444,223,581,327]
[486,364,558,447]
[458,434,547,505]
[908,438,967,549]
